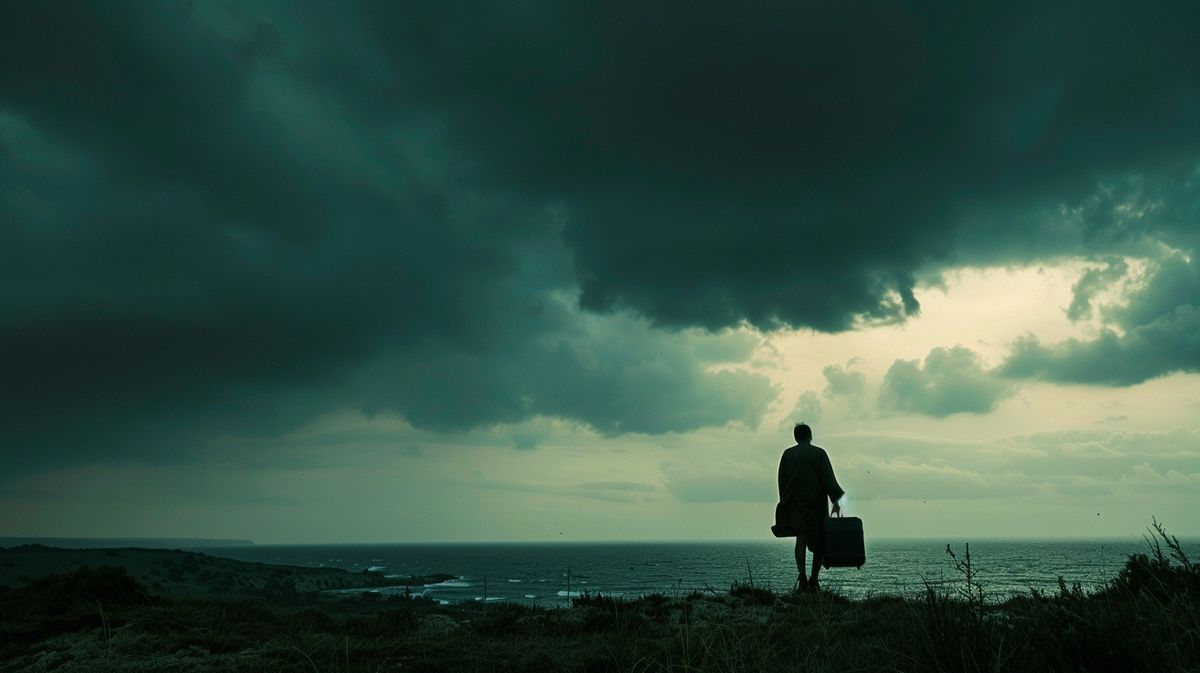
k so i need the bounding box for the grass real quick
[0,521,1196,672]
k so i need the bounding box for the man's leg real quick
[809,522,825,590]
[794,535,808,590]
[809,546,823,590]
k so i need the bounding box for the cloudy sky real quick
[2,1,1198,543]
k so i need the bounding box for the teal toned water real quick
[200,538,1198,606]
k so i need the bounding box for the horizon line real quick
[7,533,1193,548]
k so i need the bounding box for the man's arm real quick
[820,451,845,513]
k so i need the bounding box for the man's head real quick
[793,423,812,444]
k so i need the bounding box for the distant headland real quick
[0,537,255,549]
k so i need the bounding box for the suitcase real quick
[822,515,865,569]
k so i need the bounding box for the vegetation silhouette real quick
[1,520,1196,671]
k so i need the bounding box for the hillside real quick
[0,525,1196,672]
[0,545,451,598]
[0,541,1197,673]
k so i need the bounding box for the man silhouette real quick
[776,423,844,592]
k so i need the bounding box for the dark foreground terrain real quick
[1,525,1196,673]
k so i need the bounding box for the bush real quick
[572,591,624,609]
[0,566,151,650]
[24,565,150,611]
[291,606,338,631]
[729,579,775,605]
[374,607,420,632]
[473,603,539,637]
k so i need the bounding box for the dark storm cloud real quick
[4,0,1200,470]
[1066,258,1128,322]
[880,347,1014,417]
[354,300,776,436]
[359,0,1200,331]
[1002,253,1200,385]
[0,2,771,470]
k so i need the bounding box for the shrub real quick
[729,579,775,605]
[25,565,150,611]
[1107,518,1198,601]
[572,592,624,609]
[374,607,420,632]
[473,603,539,637]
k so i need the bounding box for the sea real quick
[195,537,1199,607]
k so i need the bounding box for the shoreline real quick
[1,541,1197,672]
[4,539,1183,607]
